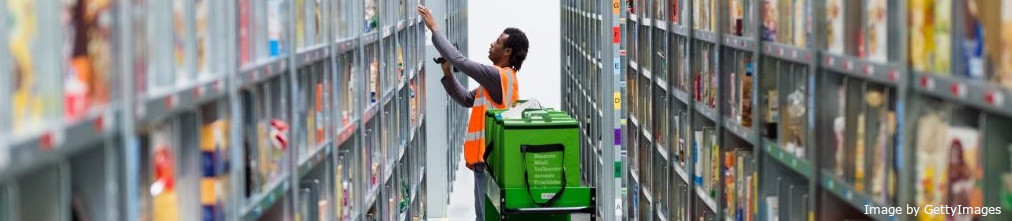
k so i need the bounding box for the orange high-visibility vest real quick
[463,66,519,166]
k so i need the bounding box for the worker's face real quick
[488,33,511,62]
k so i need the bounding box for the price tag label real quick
[613,26,621,43]
[986,91,1005,107]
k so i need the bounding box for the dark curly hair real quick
[502,28,529,71]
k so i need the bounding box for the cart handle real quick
[520,144,566,207]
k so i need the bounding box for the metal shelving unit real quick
[560,0,621,220]
[569,0,1012,221]
[0,0,456,220]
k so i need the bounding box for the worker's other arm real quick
[431,31,505,104]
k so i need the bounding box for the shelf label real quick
[612,0,621,14]
[919,76,934,89]
[864,65,874,75]
[986,91,1005,107]
[194,84,204,97]
[827,57,835,66]
[950,83,967,98]
[612,26,621,43]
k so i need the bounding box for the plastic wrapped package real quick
[999,0,1012,88]
[915,110,949,221]
[172,0,189,79]
[826,0,844,53]
[935,0,952,73]
[195,0,208,73]
[62,0,114,120]
[268,0,288,57]
[295,0,305,48]
[866,0,888,62]
[9,0,60,134]
[149,122,180,221]
[239,0,252,64]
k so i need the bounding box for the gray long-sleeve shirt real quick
[433,31,505,108]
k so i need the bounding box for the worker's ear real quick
[504,47,512,56]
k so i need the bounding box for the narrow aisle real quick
[447,155,477,220]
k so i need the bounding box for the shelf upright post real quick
[423,0,453,218]
[0,0,8,163]
[118,0,140,220]
[809,0,824,219]
[355,0,369,218]
[684,0,697,217]
[713,0,725,219]
[284,0,302,217]
[747,0,762,220]
[896,0,913,218]
[226,0,245,219]
[603,0,624,219]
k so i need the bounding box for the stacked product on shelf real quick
[1,0,445,220]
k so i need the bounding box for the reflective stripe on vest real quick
[462,67,519,165]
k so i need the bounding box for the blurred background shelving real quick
[0,0,470,220]
[565,0,1012,220]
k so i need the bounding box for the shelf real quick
[297,141,333,178]
[722,120,756,146]
[629,60,639,71]
[396,20,406,32]
[693,30,718,44]
[820,169,899,221]
[296,44,331,66]
[655,143,669,162]
[723,35,756,51]
[641,126,653,143]
[365,187,380,209]
[673,163,689,184]
[630,168,641,186]
[913,72,1012,117]
[335,121,356,148]
[363,31,380,45]
[335,37,359,54]
[383,25,394,39]
[656,204,669,221]
[672,88,689,104]
[693,103,718,122]
[642,183,654,204]
[642,68,652,79]
[655,77,668,91]
[1,109,117,181]
[671,24,689,36]
[629,115,639,128]
[363,103,379,124]
[822,53,901,86]
[694,186,718,213]
[242,177,290,221]
[761,42,812,64]
[238,56,290,86]
[382,87,396,106]
[762,138,812,178]
[654,19,667,31]
[139,76,229,124]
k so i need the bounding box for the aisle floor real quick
[443,156,591,221]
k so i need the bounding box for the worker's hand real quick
[417,5,438,32]
[441,60,452,76]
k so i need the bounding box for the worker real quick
[418,5,529,220]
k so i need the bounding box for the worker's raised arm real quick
[440,78,477,107]
[418,5,505,104]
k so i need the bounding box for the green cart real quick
[482,109,596,221]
